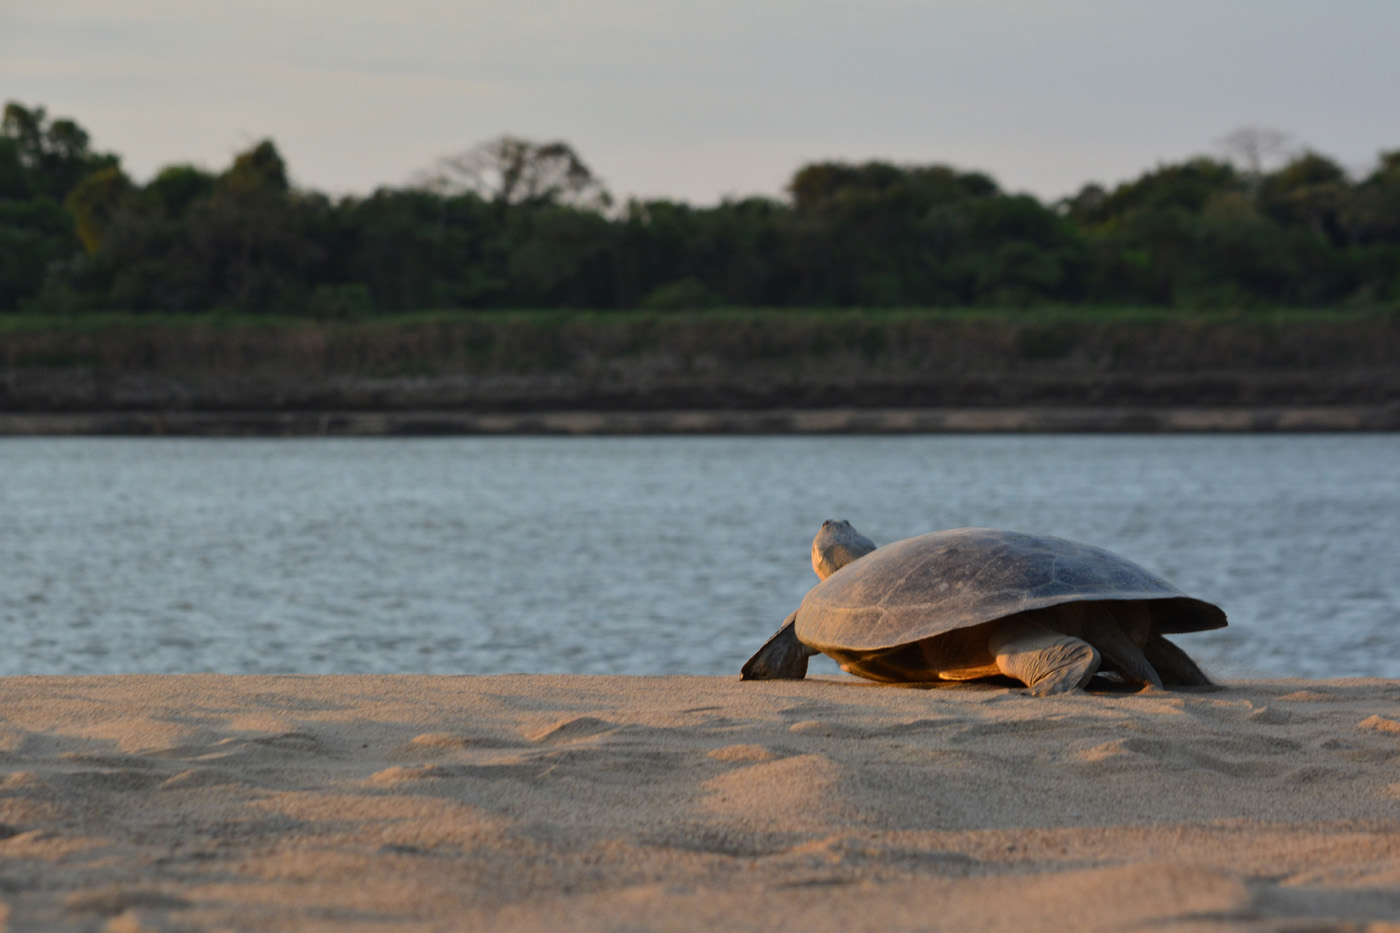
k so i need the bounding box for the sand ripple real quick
[0,674,1397,930]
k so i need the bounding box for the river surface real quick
[2,435,1397,681]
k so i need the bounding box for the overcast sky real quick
[3,1,1398,205]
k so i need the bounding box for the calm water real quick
[1,435,1397,680]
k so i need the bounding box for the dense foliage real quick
[4,101,1399,314]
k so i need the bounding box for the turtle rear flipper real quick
[1144,632,1213,686]
[1081,613,1164,690]
[741,613,815,680]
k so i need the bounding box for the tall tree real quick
[0,102,119,310]
[418,136,611,212]
[65,166,135,255]
[1,102,118,201]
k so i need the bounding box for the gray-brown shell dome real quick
[795,527,1227,653]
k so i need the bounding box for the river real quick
[2,434,1396,680]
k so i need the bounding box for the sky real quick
[3,0,1399,206]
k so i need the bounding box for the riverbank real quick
[1,674,1398,930]
[1,310,1396,433]
[2,403,1397,435]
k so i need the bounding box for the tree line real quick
[3,101,1398,315]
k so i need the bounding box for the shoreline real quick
[2,403,1398,435]
[2,673,1398,930]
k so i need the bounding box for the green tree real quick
[91,140,323,311]
[147,164,216,217]
[0,102,119,310]
[787,160,1078,306]
[1,102,118,201]
[331,188,503,310]
[1340,151,1400,300]
[1068,159,1245,304]
[1257,152,1351,245]
[181,140,322,310]
[65,165,135,255]
[0,193,76,310]
[505,205,617,307]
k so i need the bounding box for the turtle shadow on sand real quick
[742,521,1226,697]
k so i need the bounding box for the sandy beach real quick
[1,675,1399,931]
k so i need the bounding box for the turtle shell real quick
[795,527,1226,654]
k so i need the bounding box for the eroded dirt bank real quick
[2,312,1396,432]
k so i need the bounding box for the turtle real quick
[740,520,1226,695]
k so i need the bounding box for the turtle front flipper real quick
[987,620,1100,696]
[741,612,817,680]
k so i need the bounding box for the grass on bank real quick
[2,305,1395,378]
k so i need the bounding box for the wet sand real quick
[2,674,1399,930]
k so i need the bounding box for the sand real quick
[1,675,1399,931]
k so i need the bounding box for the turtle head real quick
[811,519,877,580]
